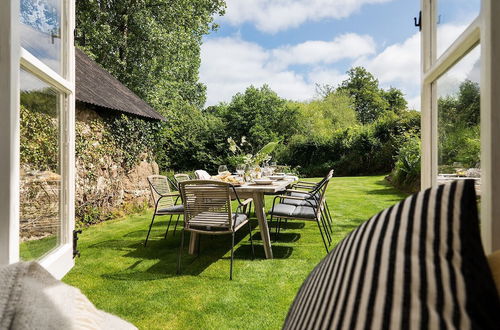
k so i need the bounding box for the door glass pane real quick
[437,46,480,195]
[20,0,63,74]
[437,0,480,57]
[20,69,63,260]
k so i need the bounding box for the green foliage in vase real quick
[227,137,279,167]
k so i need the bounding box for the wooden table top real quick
[233,179,295,193]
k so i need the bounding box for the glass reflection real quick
[437,46,480,194]
[20,0,63,74]
[437,0,480,57]
[19,69,62,260]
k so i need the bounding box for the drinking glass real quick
[270,162,277,175]
[236,164,245,177]
[218,165,228,176]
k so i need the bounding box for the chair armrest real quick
[276,195,308,201]
[296,180,317,186]
[159,192,180,198]
[239,198,253,207]
[285,189,313,196]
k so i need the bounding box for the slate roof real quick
[75,48,165,121]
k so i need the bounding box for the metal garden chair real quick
[145,175,184,246]
[283,170,334,234]
[269,174,333,253]
[177,180,255,280]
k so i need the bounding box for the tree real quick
[291,90,358,142]
[76,0,226,111]
[338,67,389,124]
[212,85,299,152]
[382,87,408,114]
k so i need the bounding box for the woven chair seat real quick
[189,212,247,230]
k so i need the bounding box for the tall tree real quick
[76,0,226,111]
[338,67,389,124]
[382,87,408,113]
[211,85,299,152]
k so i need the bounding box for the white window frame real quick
[0,0,75,279]
[421,0,500,252]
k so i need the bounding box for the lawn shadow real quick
[233,244,293,259]
[100,219,263,281]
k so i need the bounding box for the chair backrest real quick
[308,172,333,219]
[147,175,175,209]
[194,170,211,180]
[172,173,190,190]
[179,180,234,231]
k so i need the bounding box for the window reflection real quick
[437,0,480,57]
[437,46,480,194]
[19,69,62,260]
[20,0,62,74]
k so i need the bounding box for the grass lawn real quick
[20,235,58,260]
[63,175,406,330]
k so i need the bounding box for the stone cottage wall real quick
[75,106,159,225]
[19,104,160,241]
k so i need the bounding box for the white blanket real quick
[0,262,136,330]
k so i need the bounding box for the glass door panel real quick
[20,0,63,74]
[437,0,480,57]
[19,68,63,260]
[436,46,480,192]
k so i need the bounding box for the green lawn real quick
[20,235,58,260]
[63,176,406,330]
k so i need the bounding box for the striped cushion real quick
[283,180,500,329]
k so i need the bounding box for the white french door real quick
[0,0,75,279]
[421,0,500,252]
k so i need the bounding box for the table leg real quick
[253,192,273,259]
[188,232,198,255]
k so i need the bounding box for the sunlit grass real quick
[63,175,406,330]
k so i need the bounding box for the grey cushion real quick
[269,203,296,217]
[293,206,316,219]
[157,204,184,214]
[232,213,248,227]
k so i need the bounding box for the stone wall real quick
[75,106,159,225]
[20,105,160,241]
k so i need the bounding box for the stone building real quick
[20,49,165,242]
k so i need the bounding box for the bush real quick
[391,134,421,192]
[277,110,421,177]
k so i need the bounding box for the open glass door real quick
[421,0,500,252]
[0,0,75,279]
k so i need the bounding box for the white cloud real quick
[200,34,374,105]
[222,0,393,33]
[201,21,479,110]
[201,37,313,105]
[353,22,472,110]
[271,33,375,69]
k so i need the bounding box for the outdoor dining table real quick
[187,178,296,259]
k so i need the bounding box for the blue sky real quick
[200,0,480,109]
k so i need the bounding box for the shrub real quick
[276,110,421,177]
[391,134,421,193]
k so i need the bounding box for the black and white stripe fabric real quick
[283,180,500,329]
